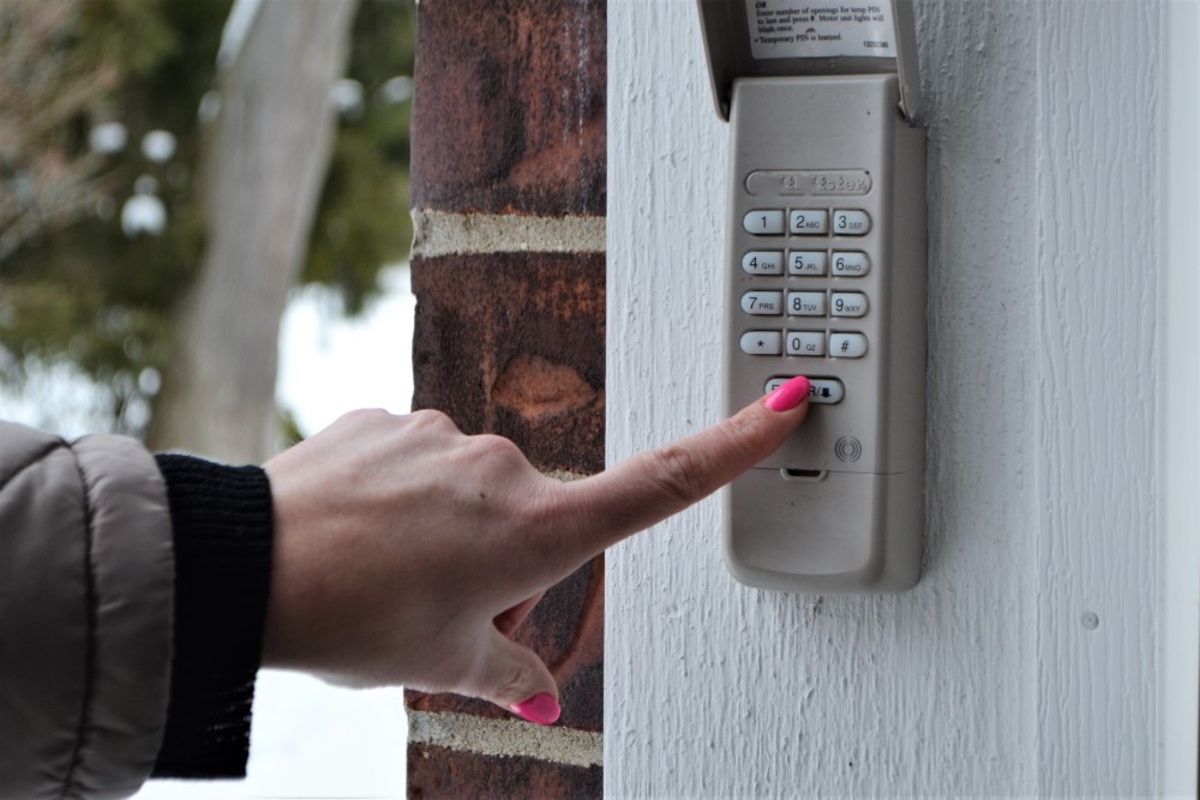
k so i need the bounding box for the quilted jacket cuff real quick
[150,454,274,779]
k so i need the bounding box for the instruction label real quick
[745,0,896,60]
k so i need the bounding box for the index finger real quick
[556,375,811,561]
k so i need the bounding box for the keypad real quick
[738,206,872,363]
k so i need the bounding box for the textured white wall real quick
[606,1,1168,796]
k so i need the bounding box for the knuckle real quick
[409,408,458,433]
[338,407,391,425]
[645,443,711,506]
[470,433,525,463]
[714,413,770,464]
[494,664,533,705]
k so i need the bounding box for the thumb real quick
[471,630,561,725]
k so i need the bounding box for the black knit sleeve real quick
[150,454,274,779]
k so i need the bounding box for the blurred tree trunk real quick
[149,0,359,462]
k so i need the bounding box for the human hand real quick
[260,375,810,724]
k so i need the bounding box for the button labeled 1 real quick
[744,210,785,235]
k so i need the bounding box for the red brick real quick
[408,744,601,799]
[406,554,604,733]
[411,0,606,215]
[411,252,605,474]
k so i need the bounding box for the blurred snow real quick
[121,194,167,237]
[142,130,178,163]
[89,122,128,155]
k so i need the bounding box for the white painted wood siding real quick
[606,1,1171,796]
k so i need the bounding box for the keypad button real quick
[742,251,784,275]
[787,291,826,316]
[744,210,786,235]
[832,209,871,236]
[741,291,783,316]
[831,251,870,277]
[829,332,868,358]
[740,331,783,355]
[786,331,825,356]
[831,292,868,317]
[789,209,829,235]
[788,250,827,276]
[765,376,845,405]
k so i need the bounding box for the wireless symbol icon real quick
[834,436,862,463]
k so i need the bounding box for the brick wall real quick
[404,0,606,796]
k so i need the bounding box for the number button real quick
[742,251,784,275]
[740,331,783,355]
[787,250,827,276]
[741,291,783,316]
[831,251,870,277]
[743,210,786,235]
[829,332,868,358]
[789,209,829,235]
[787,291,827,317]
[786,331,825,356]
[832,209,871,235]
[830,292,868,317]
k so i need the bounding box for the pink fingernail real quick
[511,693,561,725]
[764,375,811,412]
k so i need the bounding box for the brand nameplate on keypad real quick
[745,170,873,197]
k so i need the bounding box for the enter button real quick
[764,376,845,405]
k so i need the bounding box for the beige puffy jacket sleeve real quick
[0,422,174,799]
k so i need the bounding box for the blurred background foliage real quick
[0,0,414,434]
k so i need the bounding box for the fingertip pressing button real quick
[764,376,844,404]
